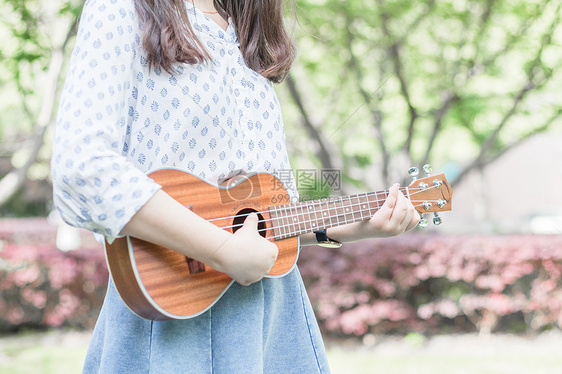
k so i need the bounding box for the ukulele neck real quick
[269,190,396,240]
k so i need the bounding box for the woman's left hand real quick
[353,183,420,240]
[299,183,420,246]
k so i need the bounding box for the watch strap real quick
[314,229,342,248]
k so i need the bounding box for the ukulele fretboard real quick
[269,191,391,239]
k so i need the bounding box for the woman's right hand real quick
[121,191,278,286]
[212,213,278,286]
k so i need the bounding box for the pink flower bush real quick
[0,219,107,331]
[299,234,562,337]
[2,219,562,337]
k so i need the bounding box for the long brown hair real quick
[133,0,296,83]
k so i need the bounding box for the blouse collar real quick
[185,2,238,45]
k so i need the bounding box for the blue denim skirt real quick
[83,267,330,373]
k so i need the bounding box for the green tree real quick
[0,0,82,214]
[0,0,561,215]
[280,0,562,191]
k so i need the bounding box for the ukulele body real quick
[105,168,299,320]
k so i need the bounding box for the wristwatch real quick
[314,229,342,248]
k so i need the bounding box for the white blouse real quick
[52,3,329,373]
[51,0,296,242]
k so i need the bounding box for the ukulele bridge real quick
[186,258,205,274]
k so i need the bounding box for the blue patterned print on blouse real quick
[51,0,296,243]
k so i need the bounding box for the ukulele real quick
[105,166,452,320]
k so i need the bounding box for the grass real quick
[1,330,562,373]
[0,330,88,374]
[327,332,562,374]
[328,345,562,374]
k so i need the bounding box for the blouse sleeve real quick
[51,0,161,243]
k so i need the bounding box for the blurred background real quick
[1,0,561,372]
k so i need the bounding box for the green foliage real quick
[0,188,50,217]
[0,0,561,215]
[282,0,562,188]
[0,0,83,216]
[0,0,82,135]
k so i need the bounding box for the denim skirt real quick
[82,267,330,373]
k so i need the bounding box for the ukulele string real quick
[213,199,442,238]
[205,185,430,224]
[260,200,439,241]
[218,198,435,234]
[205,186,439,231]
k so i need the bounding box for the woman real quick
[51,0,419,372]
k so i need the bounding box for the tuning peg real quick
[433,212,442,225]
[408,167,419,181]
[423,164,432,177]
[418,215,429,228]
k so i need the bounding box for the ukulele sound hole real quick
[232,208,267,238]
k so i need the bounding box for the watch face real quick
[318,241,342,248]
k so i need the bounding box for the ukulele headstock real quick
[406,165,453,227]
